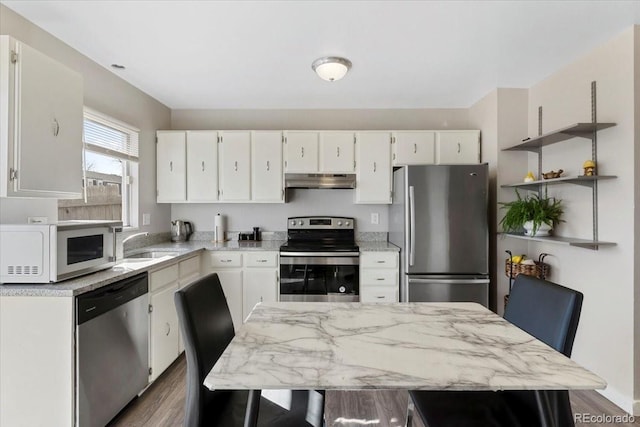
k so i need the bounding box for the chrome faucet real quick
[122,232,149,246]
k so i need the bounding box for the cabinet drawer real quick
[150,264,179,292]
[360,252,398,268]
[361,269,398,286]
[360,286,398,303]
[210,252,242,268]
[245,252,278,268]
[179,255,200,278]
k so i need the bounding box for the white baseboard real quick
[597,387,634,415]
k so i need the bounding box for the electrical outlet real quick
[371,213,379,225]
[28,216,48,224]
[142,213,151,226]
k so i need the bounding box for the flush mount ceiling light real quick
[311,56,352,82]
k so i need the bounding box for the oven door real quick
[279,253,359,302]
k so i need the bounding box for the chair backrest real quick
[174,273,235,427]
[505,275,583,357]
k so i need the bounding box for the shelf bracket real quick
[591,81,599,246]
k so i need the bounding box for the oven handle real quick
[280,255,360,266]
[280,252,360,257]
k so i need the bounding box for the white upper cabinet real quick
[435,131,480,164]
[157,131,186,202]
[251,131,284,202]
[219,131,251,201]
[186,131,218,202]
[355,132,392,204]
[284,131,319,172]
[1,36,83,198]
[392,131,435,165]
[320,132,355,173]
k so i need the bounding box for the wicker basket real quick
[504,259,549,279]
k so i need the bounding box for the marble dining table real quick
[204,302,606,426]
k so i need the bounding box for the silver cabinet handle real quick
[373,162,377,172]
[257,259,267,263]
[221,259,232,263]
[409,185,416,266]
[301,146,304,158]
[457,142,461,153]
[170,161,173,172]
[376,296,385,299]
[202,161,205,171]
[234,161,238,171]
[376,260,385,263]
[413,143,417,153]
[52,119,60,136]
[376,278,385,281]
[266,160,270,171]
[165,322,171,336]
[337,146,340,157]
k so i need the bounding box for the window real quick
[59,108,140,228]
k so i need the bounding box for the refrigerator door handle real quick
[409,185,416,267]
[408,278,490,285]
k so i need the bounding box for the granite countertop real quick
[206,302,607,391]
[357,241,399,252]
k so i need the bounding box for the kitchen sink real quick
[125,251,179,259]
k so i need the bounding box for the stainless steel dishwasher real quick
[76,272,149,427]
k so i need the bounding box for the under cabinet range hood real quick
[285,173,356,189]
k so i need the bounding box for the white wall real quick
[634,25,640,416]
[170,108,471,232]
[524,27,636,414]
[0,5,171,235]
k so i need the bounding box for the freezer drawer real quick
[408,277,488,307]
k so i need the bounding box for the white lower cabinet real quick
[359,252,399,302]
[208,252,244,330]
[149,254,202,382]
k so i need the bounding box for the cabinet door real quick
[217,270,243,331]
[157,131,186,202]
[243,269,278,322]
[8,39,83,198]
[436,131,480,164]
[149,283,180,382]
[219,131,251,201]
[284,131,318,172]
[252,131,283,202]
[393,131,435,165]
[355,132,392,204]
[187,131,218,201]
[320,132,355,172]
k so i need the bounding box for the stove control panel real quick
[287,216,355,230]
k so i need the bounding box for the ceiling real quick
[2,1,639,109]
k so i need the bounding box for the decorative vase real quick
[523,221,552,237]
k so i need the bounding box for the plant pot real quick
[523,221,552,237]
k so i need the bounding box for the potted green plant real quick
[499,189,564,237]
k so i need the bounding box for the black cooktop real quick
[280,241,359,253]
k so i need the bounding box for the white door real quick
[149,284,180,381]
[320,132,355,172]
[219,131,251,201]
[13,40,83,197]
[252,131,283,202]
[284,131,318,172]
[157,131,186,202]
[243,269,278,322]
[217,270,243,331]
[436,131,480,164]
[356,132,392,204]
[393,131,435,165]
[187,131,218,201]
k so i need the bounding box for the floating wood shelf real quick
[502,122,616,153]
[501,233,616,250]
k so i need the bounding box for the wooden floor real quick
[111,355,638,427]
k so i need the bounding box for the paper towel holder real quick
[214,213,226,242]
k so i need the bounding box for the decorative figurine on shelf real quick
[524,171,536,182]
[542,169,563,179]
[583,160,596,176]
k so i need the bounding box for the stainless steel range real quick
[279,216,359,302]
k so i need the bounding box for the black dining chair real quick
[174,272,325,427]
[407,274,584,427]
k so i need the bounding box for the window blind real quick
[83,110,139,160]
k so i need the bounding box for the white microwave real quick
[0,221,122,283]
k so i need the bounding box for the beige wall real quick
[525,27,636,413]
[0,5,171,235]
[634,25,640,415]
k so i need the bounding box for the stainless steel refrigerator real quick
[389,164,489,306]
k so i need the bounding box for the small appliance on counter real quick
[238,227,261,241]
[171,220,193,242]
